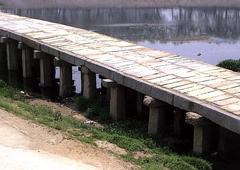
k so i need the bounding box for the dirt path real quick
[0,109,135,170]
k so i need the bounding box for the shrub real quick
[0,80,7,87]
[76,96,109,121]
[217,59,240,72]
[0,80,16,99]
[85,107,99,118]
[76,96,90,111]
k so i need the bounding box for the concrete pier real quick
[136,92,144,117]
[173,108,186,137]
[59,60,72,97]
[110,85,126,121]
[18,42,33,78]
[101,78,110,103]
[34,50,54,87]
[218,127,240,158]
[102,79,126,121]
[7,71,19,87]
[218,128,230,157]
[81,66,96,99]
[1,37,18,71]
[0,43,6,66]
[186,112,216,154]
[144,96,168,135]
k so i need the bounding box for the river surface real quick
[0,7,240,93]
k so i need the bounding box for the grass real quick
[76,96,109,122]
[0,80,212,170]
[217,59,240,72]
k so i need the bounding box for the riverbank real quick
[1,0,240,8]
[0,80,212,170]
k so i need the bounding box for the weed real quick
[53,111,62,121]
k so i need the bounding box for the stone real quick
[144,96,169,135]
[173,108,186,137]
[17,42,23,50]
[21,45,33,78]
[0,37,9,43]
[218,127,240,159]
[6,40,18,71]
[0,43,6,66]
[186,112,216,154]
[136,92,144,117]
[34,50,54,87]
[110,85,126,121]
[102,79,117,88]
[81,66,97,99]
[59,61,72,97]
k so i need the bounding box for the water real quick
[1,7,240,93]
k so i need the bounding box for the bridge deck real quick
[0,12,239,134]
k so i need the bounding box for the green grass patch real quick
[217,59,240,72]
[139,154,211,170]
[0,81,212,170]
[76,96,91,111]
[76,96,109,122]
[0,80,17,99]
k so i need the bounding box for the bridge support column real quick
[102,79,126,121]
[218,127,240,158]
[101,77,110,103]
[0,42,6,66]
[144,96,168,135]
[18,42,33,78]
[1,37,18,71]
[173,108,186,137]
[81,66,96,99]
[186,112,216,154]
[7,71,19,87]
[218,128,230,157]
[34,50,54,87]
[136,92,144,117]
[57,59,72,97]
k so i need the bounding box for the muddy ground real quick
[0,0,240,8]
[0,108,136,170]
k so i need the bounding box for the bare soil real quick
[1,0,240,8]
[0,108,136,170]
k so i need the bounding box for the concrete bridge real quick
[0,12,239,155]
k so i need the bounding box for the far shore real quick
[1,0,240,8]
